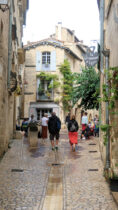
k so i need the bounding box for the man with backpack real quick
[48,112,61,151]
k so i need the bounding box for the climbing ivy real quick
[100,124,112,145]
[100,67,118,145]
[36,72,60,98]
[59,59,74,111]
[36,72,60,89]
[101,67,118,108]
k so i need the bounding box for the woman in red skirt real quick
[68,115,79,151]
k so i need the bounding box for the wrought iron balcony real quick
[36,91,53,101]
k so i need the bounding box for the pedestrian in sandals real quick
[68,115,79,152]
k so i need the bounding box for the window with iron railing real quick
[37,78,53,101]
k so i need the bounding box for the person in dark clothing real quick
[68,115,79,151]
[21,118,28,137]
[82,124,91,140]
[65,113,70,127]
[48,112,61,151]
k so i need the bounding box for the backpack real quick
[56,119,61,130]
[70,122,76,132]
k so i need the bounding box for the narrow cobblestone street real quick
[0,130,117,210]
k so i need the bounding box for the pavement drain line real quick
[41,151,64,210]
[88,169,99,171]
[89,151,98,153]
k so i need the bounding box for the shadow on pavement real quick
[110,180,118,192]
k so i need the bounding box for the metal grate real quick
[88,169,98,171]
[89,151,97,153]
[52,163,61,166]
[89,143,96,145]
[11,169,24,172]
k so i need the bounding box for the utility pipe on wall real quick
[100,0,105,73]
[105,52,110,170]
[7,0,13,88]
[99,0,105,133]
[103,50,110,170]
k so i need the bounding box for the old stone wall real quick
[99,0,118,177]
[0,10,9,156]
[0,0,29,157]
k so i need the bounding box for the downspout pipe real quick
[7,0,13,89]
[100,0,105,73]
[99,0,105,133]
[103,50,110,170]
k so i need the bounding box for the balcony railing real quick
[36,91,53,101]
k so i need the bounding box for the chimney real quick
[72,30,75,42]
[57,22,62,40]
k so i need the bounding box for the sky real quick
[23,0,100,46]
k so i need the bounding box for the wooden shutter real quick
[37,78,40,89]
[37,78,40,100]
[51,51,56,71]
[36,51,41,71]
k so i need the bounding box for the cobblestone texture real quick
[0,131,117,210]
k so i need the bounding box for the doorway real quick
[37,108,52,120]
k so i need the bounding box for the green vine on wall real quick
[36,72,60,96]
[59,59,74,111]
[100,124,112,145]
[100,67,118,145]
[101,67,118,109]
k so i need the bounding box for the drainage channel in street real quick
[42,151,64,210]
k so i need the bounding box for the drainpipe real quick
[103,50,110,170]
[100,0,104,73]
[7,0,13,89]
[99,0,105,127]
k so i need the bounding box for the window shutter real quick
[37,78,40,100]
[36,51,41,71]
[51,51,56,71]
[37,78,40,89]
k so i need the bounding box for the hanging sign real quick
[83,46,99,67]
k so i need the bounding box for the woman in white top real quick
[41,113,48,141]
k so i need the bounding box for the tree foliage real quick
[73,66,100,110]
[59,59,74,111]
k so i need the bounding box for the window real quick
[36,51,56,71]
[42,52,50,64]
[37,78,53,101]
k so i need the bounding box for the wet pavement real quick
[0,130,117,210]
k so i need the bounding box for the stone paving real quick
[0,130,117,210]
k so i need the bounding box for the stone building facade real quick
[23,24,86,126]
[98,0,118,178]
[0,0,29,157]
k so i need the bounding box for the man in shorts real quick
[48,112,61,151]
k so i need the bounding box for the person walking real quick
[41,113,48,143]
[21,118,28,137]
[65,112,70,127]
[48,112,61,151]
[81,112,88,140]
[68,115,79,152]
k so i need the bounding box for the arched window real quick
[42,52,50,64]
